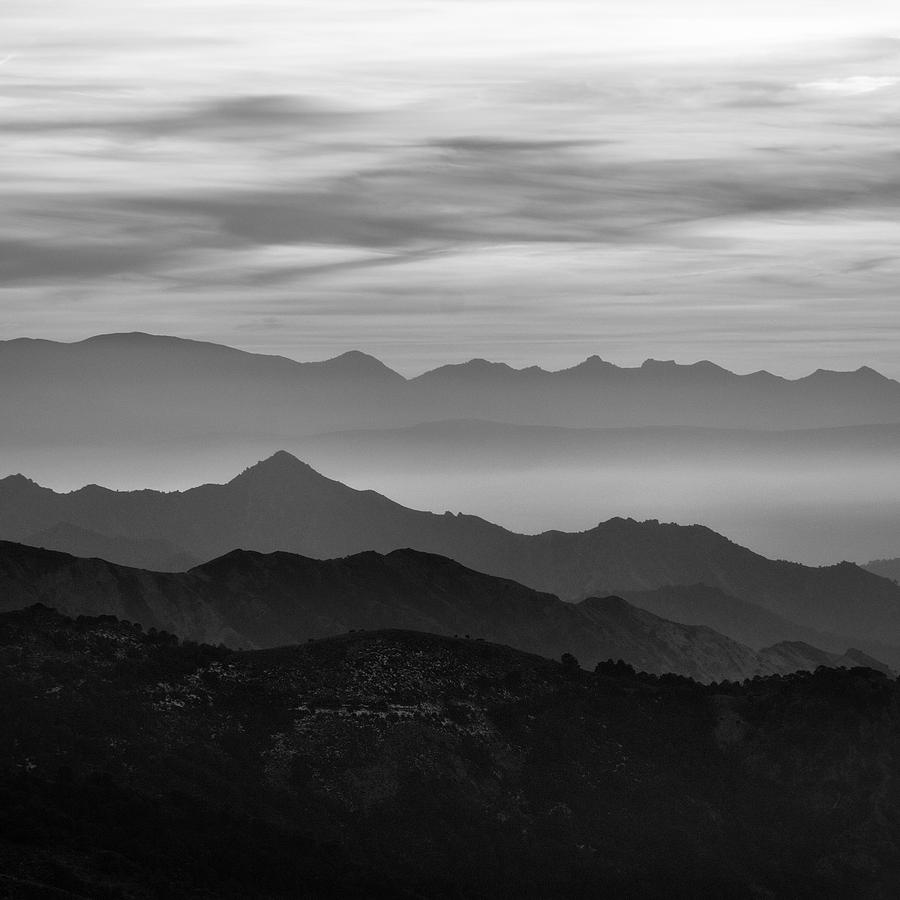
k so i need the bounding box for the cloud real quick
[0,238,166,283]
[430,137,612,152]
[800,75,900,95]
[716,80,803,108]
[0,94,362,140]
[105,142,900,260]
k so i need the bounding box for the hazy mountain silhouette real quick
[407,355,900,429]
[865,557,900,582]
[0,539,855,681]
[293,419,900,565]
[619,583,900,663]
[4,605,900,898]
[24,522,199,571]
[3,452,900,659]
[3,333,899,440]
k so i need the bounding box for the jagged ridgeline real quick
[2,604,900,899]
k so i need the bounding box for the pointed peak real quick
[244,449,307,469]
[230,451,329,487]
[854,365,890,381]
[561,355,616,374]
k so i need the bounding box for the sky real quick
[2,0,900,376]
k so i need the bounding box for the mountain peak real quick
[561,355,616,374]
[0,473,42,493]
[315,350,403,380]
[854,365,890,382]
[414,358,520,382]
[231,451,321,484]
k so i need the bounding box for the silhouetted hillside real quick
[3,453,900,657]
[3,605,900,898]
[0,540,831,681]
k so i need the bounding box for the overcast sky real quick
[2,0,899,375]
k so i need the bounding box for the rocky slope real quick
[3,605,900,898]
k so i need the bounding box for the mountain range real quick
[5,451,900,663]
[3,539,878,682]
[4,333,899,439]
[5,333,900,568]
[3,604,900,898]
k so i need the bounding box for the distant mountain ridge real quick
[3,451,900,660]
[3,332,899,435]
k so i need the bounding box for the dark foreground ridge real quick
[0,540,881,683]
[3,605,900,898]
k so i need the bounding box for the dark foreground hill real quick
[3,605,900,898]
[5,452,900,658]
[0,540,859,682]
